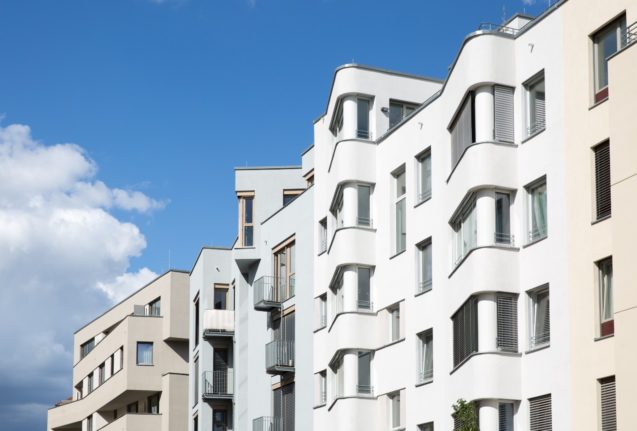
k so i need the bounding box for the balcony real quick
[253,416,282,431]
[265,340,294,374]
[203,309,234,338]
[202,370,233,400]
[98,413,162,431]
[253,276,295,311]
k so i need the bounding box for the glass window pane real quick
[357,185,371,226]
[243,226,253,247]
[357,99,370,138]
[395,198,406,252]
[244,197,253,224]
[358,267,371,310]
[357,351,371,393]
[137,342,153,365]
[214,288,227,310]
[419,153,431,201]
[389,103,403,128]
[495,192,511,243]
[396,171,406,197]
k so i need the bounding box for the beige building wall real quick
[562,0,637,429]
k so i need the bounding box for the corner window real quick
[529,394,552,431]
[238,193,255,247]
[526,177,547,243]
[147,394,160,414]
[357,267,372,311]
[524,72,546,137]
[417,329,433,383]
[80,338,95,359]
[357,98,371,139]
[136,342,153,365]
[417,239,432,294]
[495,192,512,245]
[528,285,550,349]
[318,218,327,253]
[393,167,407,254]
[389,100,418,128]
[597,257,614,337]
[599,376,616,430]
[452,297,478,367]
[593,16,626,103]
[452,199,477,265]
[594,141,611,220]
[357,184,372,227]
[357,351,372,395]
[416,150,432,203]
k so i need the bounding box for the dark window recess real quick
[452,297,478,367]
[594,142,611,220]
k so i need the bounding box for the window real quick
[497,294,518,352]
[598,257,614,337]
[148,394,160,414]
[357,351,372,395]
[283,189,302,206]
[452,200,477,264]
[525,72,546,136]
[593,16,627,103]
[527,177,547,243]
[389,392,401,429]
[529,285,550,349]
[194,297,200,347]
[127,402,138,414]
[594,141,611,220]
[417,239,433,294]
[494,85,515,142]
[332,190,344,228]
[194,416,198,431]
[98,363,105,385]
[193,356,199,406]
[238,193,254,247]
[417,329,433,383]
[452,297,478,367]
[357,97,371,139]
[499,402,514,431]
[450,92,475,167]
[393,168,407,253]
[110,353,115,377]
[136,342,153,365]
[331,356,345,399]
[529,394,552,431]
[319,218,327,253]
[86,416,93,431]
[318,294,327,329]
[315,371,327,406]
[113,409,117,420]
[389,100,418,128]
[390,306,400,342]
[357,267,372,310]
[418,423,434,431]
[274,240,295,301]
[214,285,229,310]
[273,383,295,431]
[87,373,94,393]
[148,297,161,316]
[357,184,372,227]
[417,150,432,203]
[599,376,616,431]
[495,192,512,245]
[80,338,95,359]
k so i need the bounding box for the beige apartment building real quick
[562,1,637,430]
[47,270,190,431]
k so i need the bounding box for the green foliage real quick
[452,398,479,431]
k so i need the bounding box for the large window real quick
[389,100,417,128]
[452,297,478,367]
[274,240,296,301]
[357,184,372,227]
[597,257,614,337]
[450,93,475,167]
[357,97,371,139]
[593,16,626,103]
[136,342,153,365]
[393,167,407,253]
[238,193,255,247]
[525,72,546,137]
[357,351,372,395]
[357,267,372,311]
[497,294,518,352]
[417,329,433,383]
[529,285,550,349]
[599,376,617,431]
[594,141,611,220]
[452,200,477,264]
[527,177,547,243]
[417,150,432,203]
[529,394,552,431]
[148,394,160,414]
[495,192,512,245]
[417,239,432,294]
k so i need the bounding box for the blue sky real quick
[0,0,550,429]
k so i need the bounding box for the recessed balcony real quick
[202,370,233,400]
[265,340,294,374]
[253,276,295,311]
[203,309,234,338]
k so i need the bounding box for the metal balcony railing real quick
[253,276,295,311]
[356,216,373,228]
[530,331,550,350]
[265,340,295,373]
[528,226,548,243]
[494,232,515,246]
[477,22,521,36]
[356,384,374,395]
[253,416,282,431]
[418,279,432,294]
[623,21,637,47]
[202,370,233,399]
[418,367,433,383]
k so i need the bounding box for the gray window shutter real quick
[595,142,611,220]
[497,294,518,352]
[499,402,514,431]
[450,94,474,167]
[452,297,478,367]
[529,394,552,431]
[494,85,515,142]
[600,377,616,431]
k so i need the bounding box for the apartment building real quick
[47,270,190,431]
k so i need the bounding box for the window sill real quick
[415,286,432,298]
[414,196,432,209]
[313,403,327,410]
[375,337,405,352]
[136,364,154,367]
[594,333,614,342]
[591,214,611,225]
[313,325,327,334]
[389,249,406,260]
[317,249,327,257]
[589,96,609,110]
[415,378,434,388]
[328,393,376,411]
[523,234,548,248]
[234,246,256,250]
[525,343,550,354]
[521,127,546,144]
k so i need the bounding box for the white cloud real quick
[0,123,162,429]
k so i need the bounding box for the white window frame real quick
[416,149,432,204]
[356,97,372,139]
[417,329,433,384]
[524,71,546,137]
[528,285,550,350]
[388,391,402,430]
[452,198,477,265]
[393,166,407,254]
[389,100,418,129]
[417,239,433,294]
[526,176,548,244]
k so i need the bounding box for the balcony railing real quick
[202,370,233,399]
[253,416,282,431]
[494,232,515,246]
[356,384,374,395]
[356,216,373,228]
[253,276,295,311]
[527,120,546,137]
[530,332,550,350]
[418,367,433,384]
[528,226,548,243]
[203,309,234,338]
[418,279,432,294]
[623,21,637,47]
[477,22,521,36]
[265,340,295,374]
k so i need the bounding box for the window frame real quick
[136,342,154,366]
[356,97,372,139]
[524,71,546,138]
[356,350,373,395]
[528,285,550,350]
[392,166,407,254]
[389,99,418,129]
[452,197,477,265]
[282,189,303,206]
[388,391,402,430]
[526,176,548,244]
[416,238,433,294]
[237,191,255,247]
[495,191,513,245]
[389,305,401,342]
[597,257,614,337]
[273,238,296,302]
[213,284,230,311]
[593,141,611,221]
[417,328,434,384]
[592,15,627,103]
[318,218,328,254]
[357,183,373,227]
[357,266,373,311]
[416,149,432,204]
